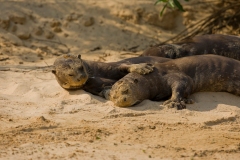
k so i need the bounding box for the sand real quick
[0,0,240,159]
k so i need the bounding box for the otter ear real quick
[51,66,56,74]
[77,54,81,59]
[52,70,56,74]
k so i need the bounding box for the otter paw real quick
[99,88,111,100]
[162,100,186,110]
[129,63,154,75]
[183,98,194,104]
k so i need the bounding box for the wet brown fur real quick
[52,54,170,97]
[109,55,240,109]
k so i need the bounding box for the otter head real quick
[109,73,150,107]
[52,54,89,89]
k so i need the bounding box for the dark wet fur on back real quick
[141,34,240,60]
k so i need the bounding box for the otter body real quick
[109,55,240,109]
[141,34,240,60]
[52,54,170,97]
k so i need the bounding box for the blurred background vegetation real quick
[157,0,240,43]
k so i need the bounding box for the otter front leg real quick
[162,74,194,110]
[119,63,154,75]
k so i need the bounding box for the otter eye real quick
[78,66,83,70]
[134,79,138,83]
[77,54,81,59]
[68,74,74,76]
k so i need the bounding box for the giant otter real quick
[109,55,240,109]
[52,54,170,97]
[141,34,240,60]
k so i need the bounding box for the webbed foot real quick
[129,63,154,75]
[99,87,111,100]
[162,100,186,110]
[184,98,194,104]
[161,98,194,110]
